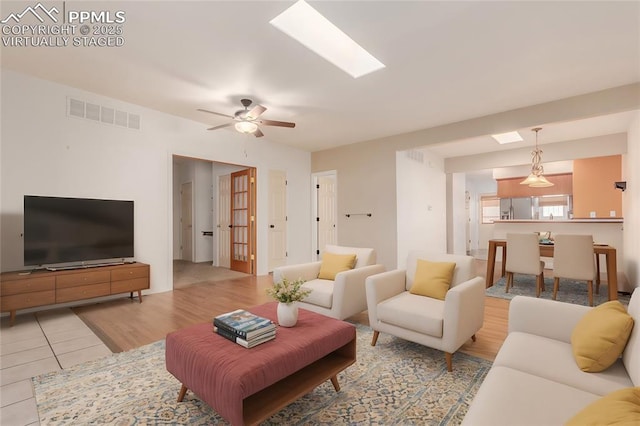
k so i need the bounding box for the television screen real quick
[24,195,134,266]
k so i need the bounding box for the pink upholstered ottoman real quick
[165,302,356,426]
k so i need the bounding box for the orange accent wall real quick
[572,155,622,219]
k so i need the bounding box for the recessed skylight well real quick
[492,131,523,144]
[270,0,385,78]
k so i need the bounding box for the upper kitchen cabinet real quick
[572,155,622,219]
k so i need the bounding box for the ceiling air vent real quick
[66,97,141,131]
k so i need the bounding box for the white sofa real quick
[463,290,639,425]
[272,245,385,320]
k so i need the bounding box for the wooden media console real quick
[0,262,150,325]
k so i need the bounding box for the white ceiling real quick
[1,1,639,154]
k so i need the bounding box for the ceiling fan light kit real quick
[520,127,554,187]
[235,121,258,134]
[198,98,295,138]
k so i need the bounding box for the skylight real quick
[270,0,385,78]
[491,131,523,144]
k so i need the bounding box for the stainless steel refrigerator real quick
[499,197,533,220]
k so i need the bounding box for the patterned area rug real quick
[33,324,491,425]
[487,275,631,306]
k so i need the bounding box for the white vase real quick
[277,302,298,327]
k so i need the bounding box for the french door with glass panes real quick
[230,168,256,274]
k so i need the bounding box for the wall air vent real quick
[66,97,141,131]
[68,98,85,118]
[100,106,114,124]
[115,110,128,127]
[406,149,424,163]
[85,103,100,121]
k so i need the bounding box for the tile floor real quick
[0,309,111,426]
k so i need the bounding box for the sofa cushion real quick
[571,300,634,373]
[376,292,444,337]
[461,366,600,426]
[565,387,640,426]
[318,253,356,280]
[300,279,333,308]
[409,259,456,300]
[494,332,633,396]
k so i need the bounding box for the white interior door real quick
[317,174,337,257]
[217,174,231,268]
[268,170,287,271]
[181,182,193,262]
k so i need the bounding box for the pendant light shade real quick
[520,127,554,187]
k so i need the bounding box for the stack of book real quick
[213,309,276,348]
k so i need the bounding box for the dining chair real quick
[552,234,597,306]
[505,233,545,297]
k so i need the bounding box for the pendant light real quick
[520,127,554,187]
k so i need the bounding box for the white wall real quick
[623,112,640,290]
[0,71,311,294]
[396,150,446,268]
[465,174,498,254]
[447,172,467,255]
[193,161,214,263]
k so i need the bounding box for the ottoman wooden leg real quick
[330,375,340,392]
[177,384,188,402]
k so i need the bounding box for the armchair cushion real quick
[377,292,445,337]
[571,301,634,373]
[410,259,456,300]
[300,279,334,308]
[318,252,357,280]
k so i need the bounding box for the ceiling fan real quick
[198,99,295,138]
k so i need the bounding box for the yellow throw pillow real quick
[565,387,640,426]
[317,252,357,280]
[409,259,456,300]
[571,301,634,372]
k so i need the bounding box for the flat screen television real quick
[24,195,134,267]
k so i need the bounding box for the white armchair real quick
[366,251,485,371]
[273,245,385,320]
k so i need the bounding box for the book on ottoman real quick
[213,309,276,339]
[214,325,276,348]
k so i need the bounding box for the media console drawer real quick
[1,290,56,311]
[56,282,111,303]
[0,262,151,325]
[57,270,111,288]
[1,276,55,295]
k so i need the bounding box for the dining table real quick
[485,239,618,301]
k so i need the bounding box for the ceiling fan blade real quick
[207,123,233,131]
[246,105,266,120]
[254,128,264,138]
[197,108,234,119]
[258,119,295,128]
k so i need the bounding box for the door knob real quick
[270,225,275,228]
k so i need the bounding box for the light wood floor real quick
[74,259,510,362]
